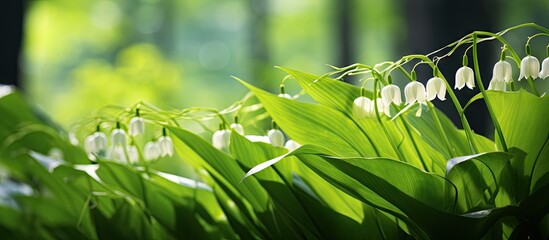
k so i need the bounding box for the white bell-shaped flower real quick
[284,140,301,151]
[212,129,231,150]
[129,117,145,136]
[426,77,446,101]
[278,93,293,99]
[278,84,293,99]
[491,60,513,83]
[374,98,390,117]
[353,96,372,119]
[84,131,107,159]
[245,135,270,143]
[404,81,426,105]
[127,145,139,163]
[111,128,127,146]
[230,123,244,135]
[488,79,507,91]
[519,55,540,80]
[268,129,285,147]
[454,66,475,90]
[538,57,549,79]
[144,141,161,161]
[158,136,174,157]
[106,145,126,163]
[381,84,402,106]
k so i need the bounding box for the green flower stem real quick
[472,33,509,152]
[373,77,408,162]
[397,115,430,172]
[403,55,479,154]
[426,101,457,158]
[526,76,540,96]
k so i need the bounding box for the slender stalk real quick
[426,101,457,158]
[471,33,509,152]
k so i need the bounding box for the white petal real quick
[245,135,270,143]
[129,117,145,136]
[158,136,174,157]
[284,140,301,151]
[230,123,244,135]
[454,67,467,90]
[111,129,127,146]
[352,97,371,119]
[540,58,549,79]
[268,129,285,147]
[212,130,231,150]
[520,56,540,80]
[127,145,139,163]
[144,141,161,161]
[502,61,513,83]
[278,93,293,99]
[381,85,401,106]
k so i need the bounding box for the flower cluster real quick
[83,110,174,163]
[212,118,300,152]
[352,76,447,119]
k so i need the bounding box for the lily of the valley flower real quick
[539,57,549,79]
[111,126,127,146]
[491,60,513,83]
[268,128,285,147]
[127,145,139,163]
[144,141,161,161]
[404,81,426,105]
[519,55,540,80]
[353,97,388,118]
[381,84,402,106]
[129,117,145,136]
[230,117,244,135]
[454,66,475,90]
[353,96,372,119]
[488,79,507,91]
[284,140,301,151]
[426,77,446,101]
[278,84,293,99]
[212,128,231,150]
[158,136,174,157]
[84,131,107,159]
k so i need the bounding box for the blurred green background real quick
[2,0,548,132]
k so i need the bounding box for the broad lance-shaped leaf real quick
[445,151,516,212]
[280,68,495,173]
[487,90,549,196]
[236,77,376,158]
[243,147,521,239]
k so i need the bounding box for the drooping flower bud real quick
[127,145,139,164]
[268,121,285,147]
[404,81,426,105]
[491,60,513,83]
[519,55,540,80]
[488,79,507,91]
[426,77,446,101]
[454,66,475,90]
[381,84,402,106]
[353,96,372,119]
[229,116,244,135]
[284,139,301,151]
[540,57,549,79]
[144,141,161,161]
[84,127,108,159]
[111,122,127,146]
[268,129,285,147]
[129,110,145,136]
[212,124,231,150]
[278,84,293,99]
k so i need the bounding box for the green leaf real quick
[487,90,549,196]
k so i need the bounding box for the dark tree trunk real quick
[249,0,270,88]
[0,1,25,89]
[335,0,355,83]
[403,0,498,136]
